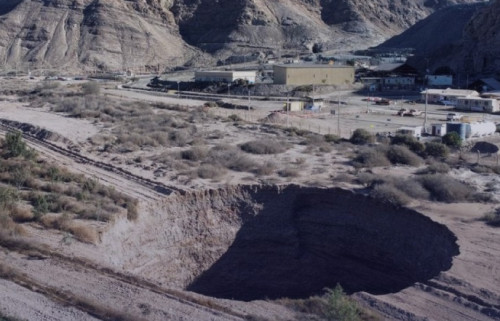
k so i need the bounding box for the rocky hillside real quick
[377,2,487,55]
[408,0,500,76]
[0,0,483,72]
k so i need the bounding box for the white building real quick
[195,70,257,83]
[456,97,500,113]
[425,75,453,87]
[421,88,479,105]
[396,126,423,138]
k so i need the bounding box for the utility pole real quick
[337,92,341,136]
[423,89,428,133]
[177,81,180,98]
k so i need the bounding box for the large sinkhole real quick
[185,185,459,301]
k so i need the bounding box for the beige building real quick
[273,64,354,86]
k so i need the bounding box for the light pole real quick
[227,83,231,97]
[177,81,180,98]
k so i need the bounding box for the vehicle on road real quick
[447,113,463,121]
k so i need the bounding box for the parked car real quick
[447,113,463,121]
[376,99,391,105]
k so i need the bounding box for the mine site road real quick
[0,120,185,200]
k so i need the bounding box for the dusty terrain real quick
[0,78,499,321]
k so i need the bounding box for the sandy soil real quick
[0,101,98,143]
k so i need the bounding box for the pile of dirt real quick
[0,119,70,144]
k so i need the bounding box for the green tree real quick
[350,129,374,145]
[324,284,361,321]
[442,132,462,148]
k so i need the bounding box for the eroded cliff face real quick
[101,185,459,301]
[0,0,483,71]
[0,0,195,72]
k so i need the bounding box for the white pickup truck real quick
[446,113,463,121]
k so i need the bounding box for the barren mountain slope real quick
[0,0,195,72]
[0,0,484,71]
[377,2,487,55]
[407,0,500,76]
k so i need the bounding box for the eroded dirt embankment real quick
[102,185,459,301]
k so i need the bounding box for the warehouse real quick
[194,70,257,83]
[456,97,500,113]
[273,64,354,86]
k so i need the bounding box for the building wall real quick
[426,75,453,86]
[274,65,354,86]
[195,71,256,83]
[457,98,499,112]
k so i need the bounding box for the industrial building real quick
[425,75,453,87]
[194,70,257,83]
[421,88,479,105]
[446,122,497,140]
[273,64,354,86]
[456,97,500,113]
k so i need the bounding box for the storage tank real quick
[446,123,469,140]
[469,122,497,137]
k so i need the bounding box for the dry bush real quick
[417,161,450,174]
[392,178,430,200]
[482,208,500,227]
[197,164,227,179]
[333,173,355,183]
[68,223,98,244]
[370,183,410,207]
[350,128,374,145]
[356,172,383,187]
[181,147,208,161]
[278,167,300,178]
[386,145,423,166]
[418,174,474,203]
[208,145,258,172]
[239,139,288,154]
[10,206,34,222]
[127,200,139,221]
[353,147,390,168]
[254,161,277,176]
[39,214,71,230]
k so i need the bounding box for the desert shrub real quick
[0,187,18,210]
[324,134,341,143]
[228,114,242,122]
[68,223,98,244]
[392,178,430,200]
[284,127,308,137]
[181,147,208,161]
[356,172,383,187]
[10,206,34,222]
[169,129,190,147]
[240,140,288,154]
[424,142,449,158]
[254,161,276,176]
[350,129,374,145]
[370,183,410,207]
[391,135,425,154]
[386,145,423,166]
[197,164,227,179]
[353,147,390,168]
[82,82,100,95]
[418,174,474,203]
[208,145,258,172]
[3,131,27,158]
[324,284,362,321]
[482,208,500,227]
[31,193,49,217]
[127,200,138,221]
[442,132,462,148]
[278,167,300,178]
